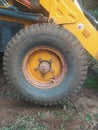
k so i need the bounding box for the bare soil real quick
[0,53,98,130]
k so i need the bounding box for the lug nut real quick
[51,69,55,74]
[50,78,55,83]
[49,59,53,63]
[38,57,42,62]
[34,67,38,71]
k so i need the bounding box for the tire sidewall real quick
[6,29,82,103]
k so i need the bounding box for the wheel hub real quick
[39,61,51,74]
[22,46,67,89]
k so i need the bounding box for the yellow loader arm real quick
[40,0,98,59]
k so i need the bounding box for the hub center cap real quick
[39,61,51,74]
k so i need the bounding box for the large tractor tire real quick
[3,24,88,105]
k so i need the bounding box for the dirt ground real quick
[0,53,98,130]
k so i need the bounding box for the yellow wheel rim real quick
[23,46,67,89]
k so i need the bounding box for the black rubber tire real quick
[3,23,88,105]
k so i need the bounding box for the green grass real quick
[84,53,98,89]
[0,115,49,130]
[84,74,98,89]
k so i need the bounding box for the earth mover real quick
[0,0,98,105]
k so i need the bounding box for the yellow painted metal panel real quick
[40,0,51,12]
[64,19,98,59]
